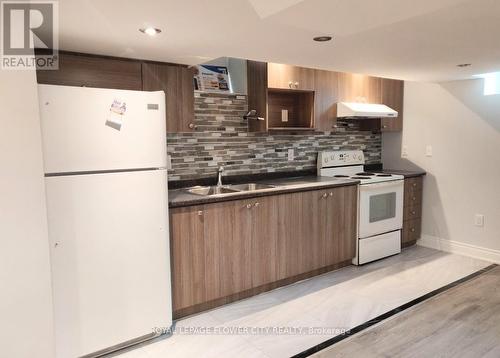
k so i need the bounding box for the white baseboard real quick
[417,235,500,264]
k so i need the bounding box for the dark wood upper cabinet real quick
[36,52,194,134]
[36,52,142,90]
[381,78,404,132]
[141,62,195,133]
[337,72,382,103]
[268,63,315,91]
[314,69,339,131]
[246,60,268,132]
[37,52,403,134]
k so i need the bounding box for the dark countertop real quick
[168,176,359,208]
[377,169,426,178]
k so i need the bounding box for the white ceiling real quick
[56,0,500,81]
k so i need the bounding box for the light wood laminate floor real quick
[314,265,500,358]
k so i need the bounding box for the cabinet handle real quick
[412,197,416,201]
[197,211,203,216]
[411,211,416,215]
[294,81,299,88]
[254,202,260,208]
[383,125,387,129]
[322,193,328,199]
[246,204,252,209]
[413,183,417,187]
[188,123,197,130]
[288,81,293,88]
[329,192,333,197]
[411,228,416,232]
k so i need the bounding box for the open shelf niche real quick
[266,88,315,130]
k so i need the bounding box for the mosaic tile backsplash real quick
[167,92,381,181]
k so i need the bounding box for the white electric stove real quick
[318,150,404,265]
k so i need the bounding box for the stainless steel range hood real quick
[337,102,398,119]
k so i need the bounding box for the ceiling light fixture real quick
[313,36,332,42]
[456,63,471,67]
[140,27,161,36]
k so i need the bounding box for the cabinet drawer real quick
[404,177,423,201]
[404,191,422,208]
[404,204,422,221]
[402,218,421,243]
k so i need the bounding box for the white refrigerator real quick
[38,84,172,358]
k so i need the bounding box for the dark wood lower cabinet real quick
[169,205,205,310]
[251,196,279,287]
[277,190,322,278]
[330,185,358,263]
[402,176,424,247]
[170,185,358,317]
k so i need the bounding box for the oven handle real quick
[360,179,404,190]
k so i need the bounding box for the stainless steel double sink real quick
[186,183,277,197]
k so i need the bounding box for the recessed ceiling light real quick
[313,36,332,42]
[457,63,471,67]
[140,27,161,36]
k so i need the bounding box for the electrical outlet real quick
[281,109,288,122]
[425,145,433,157]
[474,214,485,227]
[288,149,294,161]
[402,145,408,158]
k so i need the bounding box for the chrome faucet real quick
[217,166,224,187]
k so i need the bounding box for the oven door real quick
[358,180,404,239]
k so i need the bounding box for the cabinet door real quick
[247,60,268,132]
[203,200,253,300]
[294,66,316,90]
[302,190,326,272]
[36,52,142,90]
[170,206,205,311]
[268,63,315,90]
[381,78,404,132]
[277,192,302,279]
[251,196,279,286]
[228,200,254,295]
[314,69,339,131]
[277,190,323,279]
[338,73,381,103]
[142,62,195,133]
[328,186,357,264]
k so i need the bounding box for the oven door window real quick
[369,192,396,223]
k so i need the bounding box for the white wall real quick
[383,80,500,259]
[0,68,55,357]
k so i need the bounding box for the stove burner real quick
[334,175,349,178]
[351,176,371,179]
[376,174,392,177]
[356,172,375,176]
